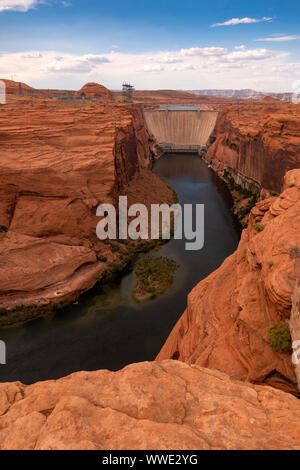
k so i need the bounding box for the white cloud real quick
[224,48,275,61]
[156,56,183,64]
[45,53,110,73]
[170,64,196,72]
[0,0,71,12]
[211,17,272,27]
[256,35,300,42]
[0,0,40,12]
[138,64,165,72]
[217,62,247,69]
[0,44,295,92]
[271,63,300,72]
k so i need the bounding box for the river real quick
[0,153,241,384]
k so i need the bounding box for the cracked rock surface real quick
[1,360,300,450]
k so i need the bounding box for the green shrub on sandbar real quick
[268,322,292,353]
[133,255,178,302]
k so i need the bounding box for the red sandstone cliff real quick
[158,169,300,396]
[0,79,35,96]
[0,96,173,321]
[0,79,114,100]
[1,87,300,450]
[75,82,113,100]
[206,101,300,193]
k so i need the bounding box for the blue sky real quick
[0,0,299,91]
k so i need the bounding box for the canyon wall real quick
[205,100,300,194]
[1,79,112,100]
[158,169,300,396]
[0,95,173,323]
[1,83,300,450]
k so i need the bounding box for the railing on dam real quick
[160,143,206,153]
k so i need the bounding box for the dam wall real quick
[144,109,218,151]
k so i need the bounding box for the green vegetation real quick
[98,176,179,285]
[267,260,274,267]
[133,255,178,302]
[237,197,258,219]
[0,225,8,233]
[223,170,255,199]
[118,239,130,245]
[100,259,131,283]
[110,242,120,253]
[223,169,259,226]
[0,301,69,328]
[268,322,292,353]
[254,222,264,232]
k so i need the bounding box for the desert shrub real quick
[97,255,107,262]
[289,246,300,259]
[238,195,258,219]
[268,322,292,353]
[0,225,8,232]
[110,243,120,253]
[267,260,274,267]
[133,255,178,301]
[254,222,264,232]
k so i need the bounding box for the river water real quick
[0,153,241,384]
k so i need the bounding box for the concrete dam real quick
[144,106,218,152]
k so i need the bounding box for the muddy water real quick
[0,154,241,384]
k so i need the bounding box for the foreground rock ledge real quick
[1,360,300,450]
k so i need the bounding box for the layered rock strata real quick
[158,170,300,396]
[1,360,300,450]
[0,96,173,322]
[206,100,300,194]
